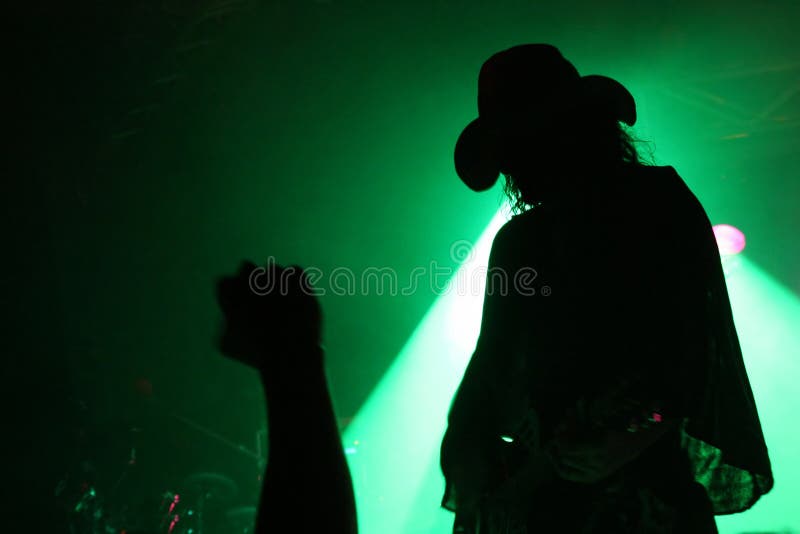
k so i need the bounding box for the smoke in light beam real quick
[342,209,510,534]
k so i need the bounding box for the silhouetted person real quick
[440,44,773,533]
[216,261,357,534]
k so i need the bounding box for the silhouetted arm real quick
[256,346,357,534]
[216,262,357,534]
[441,220,530,513]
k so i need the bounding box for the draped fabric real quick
[663,166,773,514]
[440,164,773,532]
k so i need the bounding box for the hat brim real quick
[454,117,502,192]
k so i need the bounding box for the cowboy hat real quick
[455,44,637,192]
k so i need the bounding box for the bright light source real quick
[712,224,746,256]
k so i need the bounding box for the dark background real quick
[7,1,799,531]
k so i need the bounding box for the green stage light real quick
[342,208,509,534]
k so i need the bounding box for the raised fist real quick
[216,260,323,376]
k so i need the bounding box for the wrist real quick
[282,342,325,356]
[259,343,326,385]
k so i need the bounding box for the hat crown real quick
[477,44,581,125]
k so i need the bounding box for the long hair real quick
[501,116,654,215]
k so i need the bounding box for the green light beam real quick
[342,209,510,534]
[714,256,800,534]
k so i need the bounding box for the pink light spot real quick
[653,412,663,423]
[712,224,746,256]
[168,494,180,514]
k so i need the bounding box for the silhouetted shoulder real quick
[641,165,707,219]
[486,215,525,271]
[646,165,715,237]
[490,164,714,267]
[491,206,550,269]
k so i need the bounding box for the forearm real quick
[257,346,357,534]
